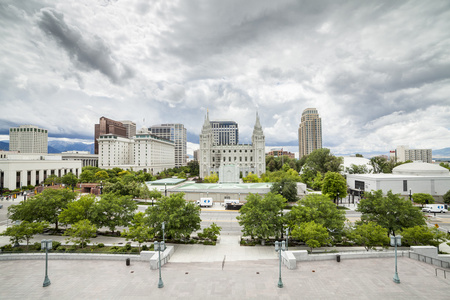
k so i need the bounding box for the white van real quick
[422,204,448,213]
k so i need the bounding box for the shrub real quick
[109,246,121,253]
[141,245,149,251]
[1,244,13,251]
[131,248,139,253]
[124,244,132,251]
[52,241,61,249]
[32,242,42,251]
[56,245,66,252]
[97,243,105,248]
[203,240,216,245]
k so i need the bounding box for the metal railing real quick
[407,252,450,269]
[435,267,448,279]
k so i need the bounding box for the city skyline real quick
[1,1,449,157]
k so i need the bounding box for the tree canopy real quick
[291,221,329,253]
[347,222,389,251]
[357,190,426,235]
[286,194,346,239]
[412,193,434,207]
[145,193,201,240]
[321,172,347,203]
[270,178,299,202]
[237,192,285,241]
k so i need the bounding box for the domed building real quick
[347,162,450,201]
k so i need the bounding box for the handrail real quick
[408,252,450,269]
[435,267,448,279]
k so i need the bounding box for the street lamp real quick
[100,181,103,195]
[285,228,289,251]
[41,239,52,287]
[23,191,27,201]
[154,241,166,288]
[164,183,167,197]
[390,235,402,284]
[162,222,165,244]
[275,241,286,288]
[409,189,412,203]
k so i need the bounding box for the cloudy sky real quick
[1,0,450,157]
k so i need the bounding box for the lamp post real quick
[164,183,167,197]
[409,189,412,203]
[23,191,27,201]
[390,235,402,284]
[0,168,3,198]
[41,239,52,287]
[162,221,165,244]
[100,181,103,195]
[285,228,289,251]
[275,241,286,288]
[154,241,166,288]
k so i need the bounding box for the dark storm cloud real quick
[36,8,134,85]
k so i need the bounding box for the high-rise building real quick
[395,145,432,163]
[120,121,137,138]
[94,117,127,154]
[9,125,48,153]
[97,128,175,174]
[149,124,187,167]
[210,121,239,145]
[199,112,265,180]
[298,108,322,159]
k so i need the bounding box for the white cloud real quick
[0,0,449,155]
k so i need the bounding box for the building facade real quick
[298,108,322,159]
[210,121,239,145]
[98,128,175,174]
[0,153,82,191]
[199,112,265,180]
[120,120,137,139]
[394,145,432,163]
[9,125,48,154]
[266,149,295,159]
[94,117,128,154]
[61,151,98,167]
[149,124,187,167]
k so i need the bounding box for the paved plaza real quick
[1,255,449,299]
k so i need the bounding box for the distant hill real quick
[433,147,450,159]
[0,140,94,154]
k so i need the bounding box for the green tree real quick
[357,190,426,235]
[1,221,48,250]
[369,156,389,174]
[198,222,222,241]
[63,219,97,249]
[309,172,323,191]
[412,193,434,207]
[121,212,153,252]
[203,172,219,183]
[291,221,329,253]
[8,188,76,230]
[236,193,285,242]
[242,172,262,183]
[321,172,347,204]
[345,164,370,174]
[58,194,96,226]
[92,193,137,233]
[270,178,299,202]
[300,148,343,185]
[187,160,199,176]
[61,172,78,191]
[348,222,389,251]
[145,193,201,240]
[286,194,346,240]
[401,225,447,248]
[44,174,61,186]
[94,170,109,181]
[443,190,450,205]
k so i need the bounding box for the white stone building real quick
[98,128,175,174]
[149,123,187,167]
[9,125,48,154]
[347,162,450,199]
[61,151,98,167]
[0,153,82,190]
[199,112,266,181]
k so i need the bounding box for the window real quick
[403,180,407,192]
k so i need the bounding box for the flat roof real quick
[175,182,273,190]
[146,178,187,185]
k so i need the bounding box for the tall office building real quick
[149,124,187,167]
[395,145,432,163]
[120,121,137,138]
[94,117,127,154]
[298,108,322,159]
[9,125,48,153]
[210,121,239,145]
